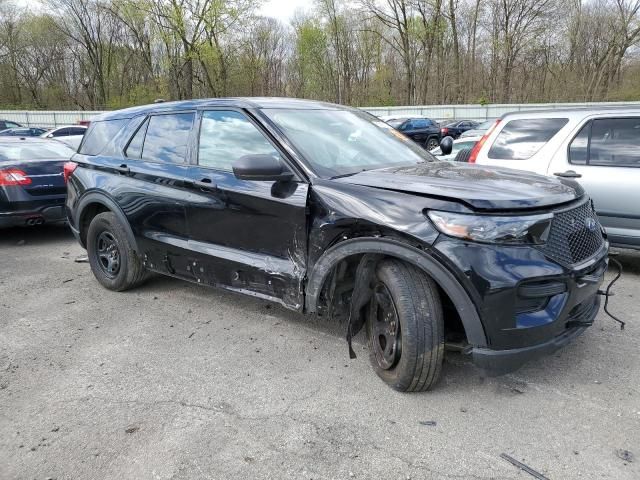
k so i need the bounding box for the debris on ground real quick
[16,240,25,246]
[419,420,437,426]
[615,449,633,462]
[74,255,89,263]
[124,426,139,434]
[500,453,549,480]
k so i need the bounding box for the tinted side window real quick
[198,110,280,171]
[589,118,640,167]
[488,118,569,160]
[79,119,128,156]
[568,122,589,165]
[125,118,149,159]
[142,113,194,164]
[52,128,69,137]
[69,127,86,136]
[413,119,428,128]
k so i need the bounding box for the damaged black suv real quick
[65,98,608,392]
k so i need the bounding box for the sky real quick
[258,0,315,20]
[14,0,316,20]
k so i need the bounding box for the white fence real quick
[363,101,640,121]
[0,110,103,128]
[2,101,640,127]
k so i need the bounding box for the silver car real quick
[471,107,640,249]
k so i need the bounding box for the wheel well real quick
[317,253,467,343]
[78,202,110,247]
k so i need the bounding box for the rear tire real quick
[86,212,148,291]
[425,137,439,150]
[454,148,472,163]
[366,259,444,392]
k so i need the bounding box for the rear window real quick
[0,142,75,161]
[488,118,568,160]
[570,118,640,167]
[79,119,127,155]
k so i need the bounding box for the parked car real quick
[385,117,441,149]
[66,98,608,392]
[430,136,480,161]
[0,119,22,131]
[468,107,640,249]
[41,125,88,139]
[51,135,84,151]
[0,127,48,137]
[439,120,479,139]
[459,119,496,138]
[0,138,75,227]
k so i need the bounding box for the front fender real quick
[304,237,488,348]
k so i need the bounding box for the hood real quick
[334,161,582,211]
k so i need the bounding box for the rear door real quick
[550,116,640,247]
[184,109,309,309]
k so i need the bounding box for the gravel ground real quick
[0,225,638,480]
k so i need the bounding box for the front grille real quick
[540,200,605,266]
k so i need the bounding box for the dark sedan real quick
[0,138,75,227]
[439,120,479,139]
[386,117,441,149]
[0,127,48,137]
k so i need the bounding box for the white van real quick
[469,108,640,249]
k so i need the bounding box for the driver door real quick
[184,109,309,310]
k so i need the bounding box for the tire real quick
[454,148,473,163]
[425,137,439,150]
[366,259,444,392]
[86,211,148,291]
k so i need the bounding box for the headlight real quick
[427,211,552,244]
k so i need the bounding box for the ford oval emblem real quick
[584,217,598,232]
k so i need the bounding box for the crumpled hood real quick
[334,161,582,211]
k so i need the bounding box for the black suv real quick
[385,117,441,150]
[65,98,608,392]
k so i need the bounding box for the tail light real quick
[468,119,501,163]
[441,127,449,135]
[63,162,78,184]
[0,168,32,186]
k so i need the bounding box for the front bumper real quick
[472,297,599,375]
[434,236,608,375]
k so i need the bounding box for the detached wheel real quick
[86,212,148,291]
[425,138,439,150]
[366,259,444,392]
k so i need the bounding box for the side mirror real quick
[439,136,454,155]
[232,154,294,182]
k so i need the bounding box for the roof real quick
[93,97,352,122]
[501,105,640,119]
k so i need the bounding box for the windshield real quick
[386,119,406,128]
[263,109,435,178]
[0,142,75,161]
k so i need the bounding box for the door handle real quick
[115,164,130,175]
[554,170,582,178]
[193,178,217,191]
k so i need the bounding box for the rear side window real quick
[141,113,194,164]
[570,118,640,167]
[412,119,428,128]
[79,119,127,155]
[488,118,568,160]
[125,118,149,159]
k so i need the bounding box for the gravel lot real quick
[1,225,638,480]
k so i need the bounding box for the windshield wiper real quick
[330,169,368,179]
